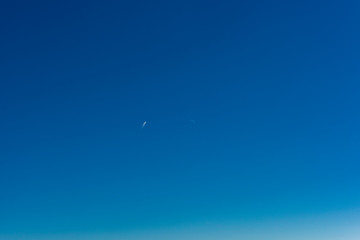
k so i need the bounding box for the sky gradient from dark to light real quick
[1,0,360,239]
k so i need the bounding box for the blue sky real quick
[1,0,360,238]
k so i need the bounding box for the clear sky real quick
[1,0,360,239]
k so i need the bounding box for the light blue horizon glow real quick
[2,209,360,240]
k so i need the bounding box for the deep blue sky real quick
[1,0,360,237]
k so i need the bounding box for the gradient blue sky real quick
[1,0,360,238]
